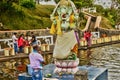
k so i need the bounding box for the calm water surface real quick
[90,44,120,80]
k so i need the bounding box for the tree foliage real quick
[20,0,35,9]
[0,0,14,13]
[72,0,93,9]
[0,0,19,4]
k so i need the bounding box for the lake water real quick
[90,44,120,80]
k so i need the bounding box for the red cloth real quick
[84,32,88,40]
[18,37,24,47]
[88,32,92,38]
[24,40,30,46]
[84,31,91,40]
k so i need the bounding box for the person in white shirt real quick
[12,32,18,54]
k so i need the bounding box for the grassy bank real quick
[0,3,54,30]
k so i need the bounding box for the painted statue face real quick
[57,5,73,19]
[57,6,67,19]
[60,6,68,14]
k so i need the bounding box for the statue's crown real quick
[59,0,71,6]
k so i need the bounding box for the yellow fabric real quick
[50,16,62,35]
[71,44,78,55]
[70,14,76,28]
[56,19,62,35]
[50,23,56,34]
[70,23,76,28]
[70,14,74,23]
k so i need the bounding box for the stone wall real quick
[0,29,51,39]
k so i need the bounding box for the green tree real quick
[72,0,93,9]
[111,0,120,24]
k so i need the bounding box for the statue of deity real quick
[50,0,80,74]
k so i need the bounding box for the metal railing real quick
[80,35,120,46]
[0,35,53,51]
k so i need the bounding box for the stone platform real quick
[18,64,108,80]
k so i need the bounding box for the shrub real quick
[0,2,13,12]
[20,0,35,9]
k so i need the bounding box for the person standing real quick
[12,32,18,54]
[84,31,87,41]
[30,35,38,46]
[84,31,92,46]
[84,31,89,45]
[24,35,30,46]
[87,31,92,46]
[18,34,25,53]
[29,45,45,80]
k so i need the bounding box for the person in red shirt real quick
[87,31,92,46]
[84,30,92,46]
[18,34,25,53]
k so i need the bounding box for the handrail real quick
[0,34,119,51]
[82,16,92,31]
[94,16,102,29]
[0,35,53,51]
[82,11,96,18]
[80,35,120,46]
